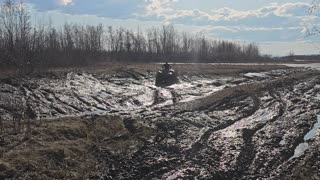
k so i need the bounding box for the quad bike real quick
[155,68,179,87]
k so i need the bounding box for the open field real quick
[0,63,320,179]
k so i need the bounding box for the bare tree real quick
[0,0,268,71]
[0,0,32,70]
[306,1,320,36]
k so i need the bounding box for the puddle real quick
[289,143,309,160]
[289,115,320,160]
[304,115,320,141]
[244,72,268,79]
[283,63,320,71]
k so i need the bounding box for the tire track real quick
[185,94,261,158]
[234,89,286,179]
[41,89,82,113]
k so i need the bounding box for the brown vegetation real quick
[0,115,153,179]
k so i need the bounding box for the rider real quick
[162,62,171,71]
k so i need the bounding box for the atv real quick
[155,68,179,87]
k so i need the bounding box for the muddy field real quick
[0,64,320,179]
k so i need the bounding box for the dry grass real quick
[0,115,154,179]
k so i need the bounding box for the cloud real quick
[57,0,73,6]
[143,0,177,16]
[273,2,310,17]
[25,0,144,19]
[149,2,310,24]
[23,0,313,27]
[134,1,318,41]
[11,0,320,43]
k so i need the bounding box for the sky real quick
[3,0,320,56]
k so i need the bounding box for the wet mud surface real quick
[0,65,320,179]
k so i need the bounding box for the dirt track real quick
[0,64,320,179]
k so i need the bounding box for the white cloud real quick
[273,2,310,17]
[21,0,320,54]
[139,1,311,24]
[135,1,318,42]
[57,0,73,6]
[144,0,177,16]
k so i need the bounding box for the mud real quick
[0,64,320,179]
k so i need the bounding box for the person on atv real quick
[162,62,171,71]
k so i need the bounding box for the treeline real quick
[0,0,270,72]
